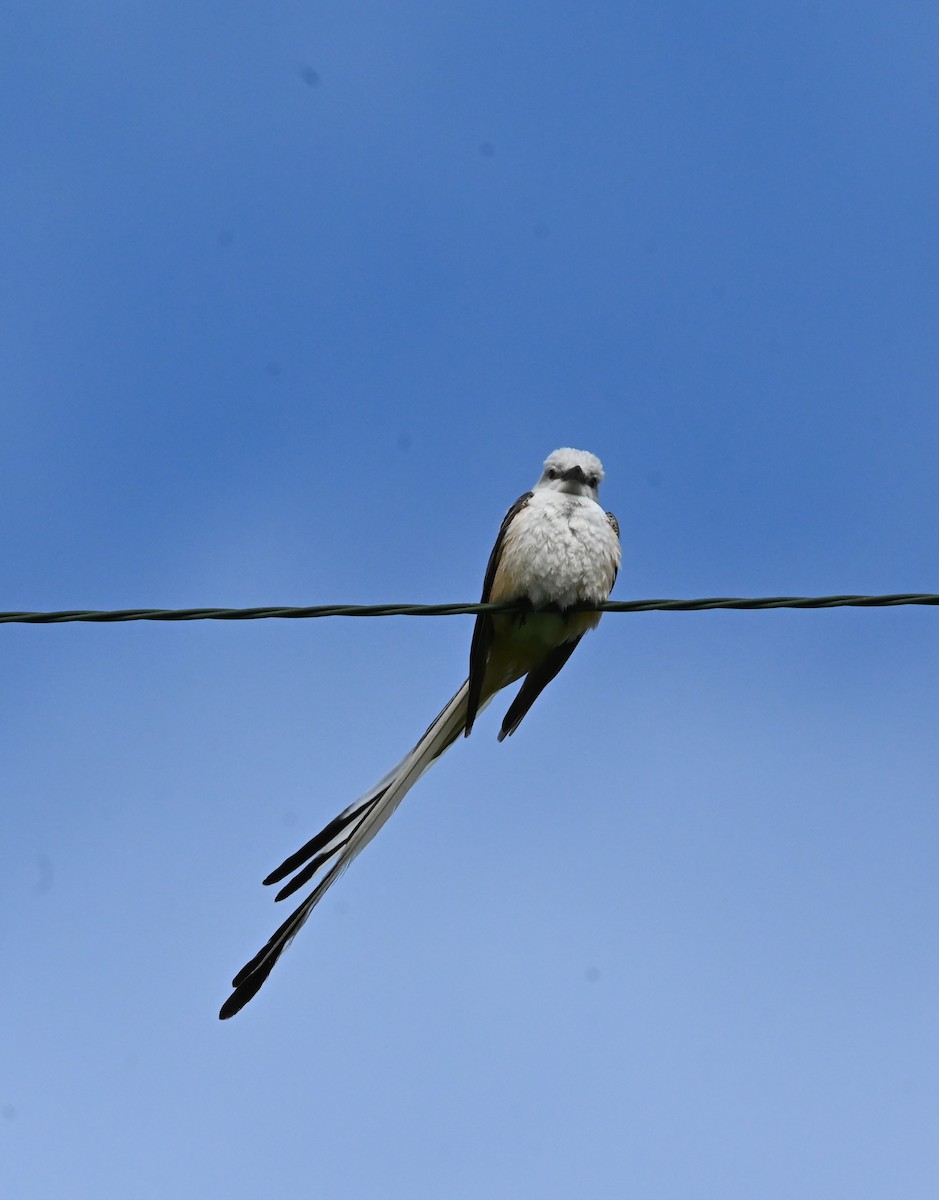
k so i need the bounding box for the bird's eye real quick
[547,468,558,480]
[588,475,598,488]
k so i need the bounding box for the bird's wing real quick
[496,636,583,741]
[606,511,620,587]
[464,491,532,736]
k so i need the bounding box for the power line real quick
[1,594,937,625]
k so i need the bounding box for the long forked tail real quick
[219,680,472,1019]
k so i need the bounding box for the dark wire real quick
[2,594,938,624]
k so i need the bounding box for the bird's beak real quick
[561,465,588,485]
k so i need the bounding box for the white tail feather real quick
[220,680,476,1017]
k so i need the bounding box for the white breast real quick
[493,493,620,609]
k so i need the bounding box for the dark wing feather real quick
[497,636,582,741]
[606,511,620,588]
[464,491,532,736]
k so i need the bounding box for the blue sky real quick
[4,3,939,1196]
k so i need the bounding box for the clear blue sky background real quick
[4,4,939,1197]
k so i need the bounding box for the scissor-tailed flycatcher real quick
[220,448,621,1018]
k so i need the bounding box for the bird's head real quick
[536,448,605,499]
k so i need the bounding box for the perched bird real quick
[220,448,621,1018]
